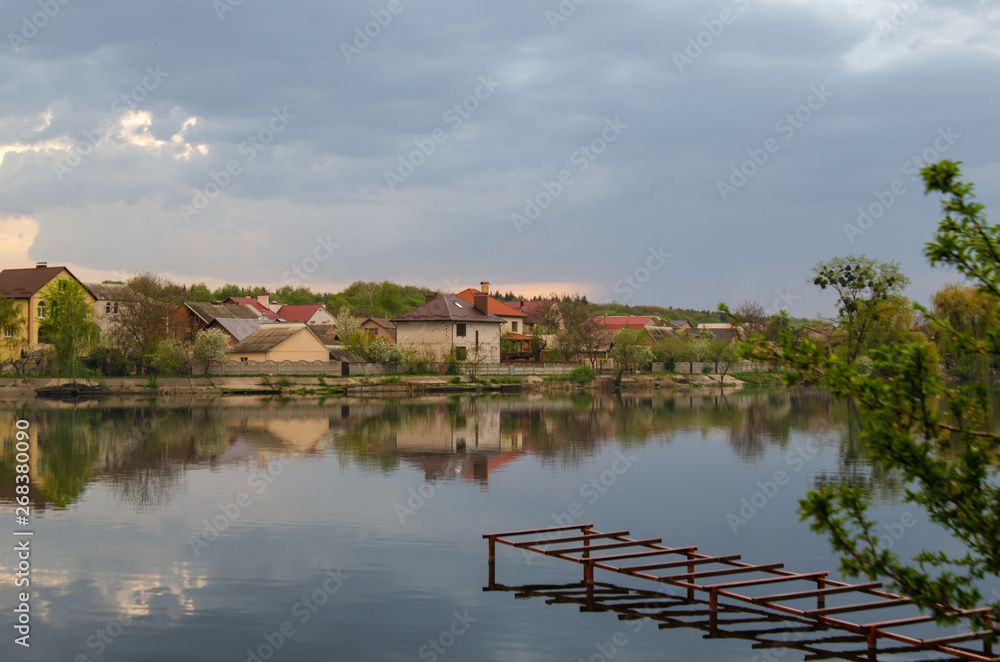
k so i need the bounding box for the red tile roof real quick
[276,304,324,323]
[593,316,656,330]
[0,266,78,299]
[455,289,527,317]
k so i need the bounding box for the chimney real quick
[473,291,488,315]
[35,261,47,269]
[257,290,269,308]
[480,281,490,294]
[424,291,437,304]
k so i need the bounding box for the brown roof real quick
[231,326,323,354]
[363,317,396,330]
[391,294,504,324]
[0,266,79,299]
[184,302,262,324]
[455,289,527,317]
[645,327,677,342]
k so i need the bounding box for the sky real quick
[1,0,998,318]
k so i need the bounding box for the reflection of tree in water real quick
[814,398,904,504]
[37,408,101,507]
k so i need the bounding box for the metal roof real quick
[184,302,262,324]
[213,317,263,342]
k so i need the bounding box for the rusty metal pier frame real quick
[484,524,998,662]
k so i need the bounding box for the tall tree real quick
[930,283,999,376]
[107,273,174,373]
[609,328,653,387]
[37,280,100,380]
[730,299,768,339]
[811,254,910,362]
[747,161,1000,628]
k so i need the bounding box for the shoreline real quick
[0,373,750,404]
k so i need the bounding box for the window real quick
[455,346,468,361]
[456,323,467,337]
[240,357,248,364]
[2,325,14,338]
[113,302,119,314]
[365,328,377,337]
[37,300,47,319]
[511,321,518,332]
[106,303,112,314]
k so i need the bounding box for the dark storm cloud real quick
[0,0,997,312]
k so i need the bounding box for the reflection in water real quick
[0,389,935,512]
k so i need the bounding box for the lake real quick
[0,390,989,661]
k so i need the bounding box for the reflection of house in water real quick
[220,414,334,469]
[387,401,524,490]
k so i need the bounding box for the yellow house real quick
[0,263,94,361]
[228,323,331,362]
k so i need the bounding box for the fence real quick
[209,360,345,375]
[207,360,772,377]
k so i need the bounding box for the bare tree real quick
[731,299,768,339]
[107,273,174,373]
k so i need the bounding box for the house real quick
[0,263,95,360]
[392,292,504,362]
[226,293,282,320]
[84,282,169,338]
[644,326,678,344]
[668,320,693,332]
[226,292,335,326]
[276,304,336,326]
[697,323,740,344]
[455,282,528,335]
[360,318,397,344]
[509,299,556,334]
[167,301,262,340]
[229,323,332,363]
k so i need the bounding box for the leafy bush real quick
[568,365,595,383]
[151,338,191,375]
[86,347,131,376]
[701,365,713,374]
